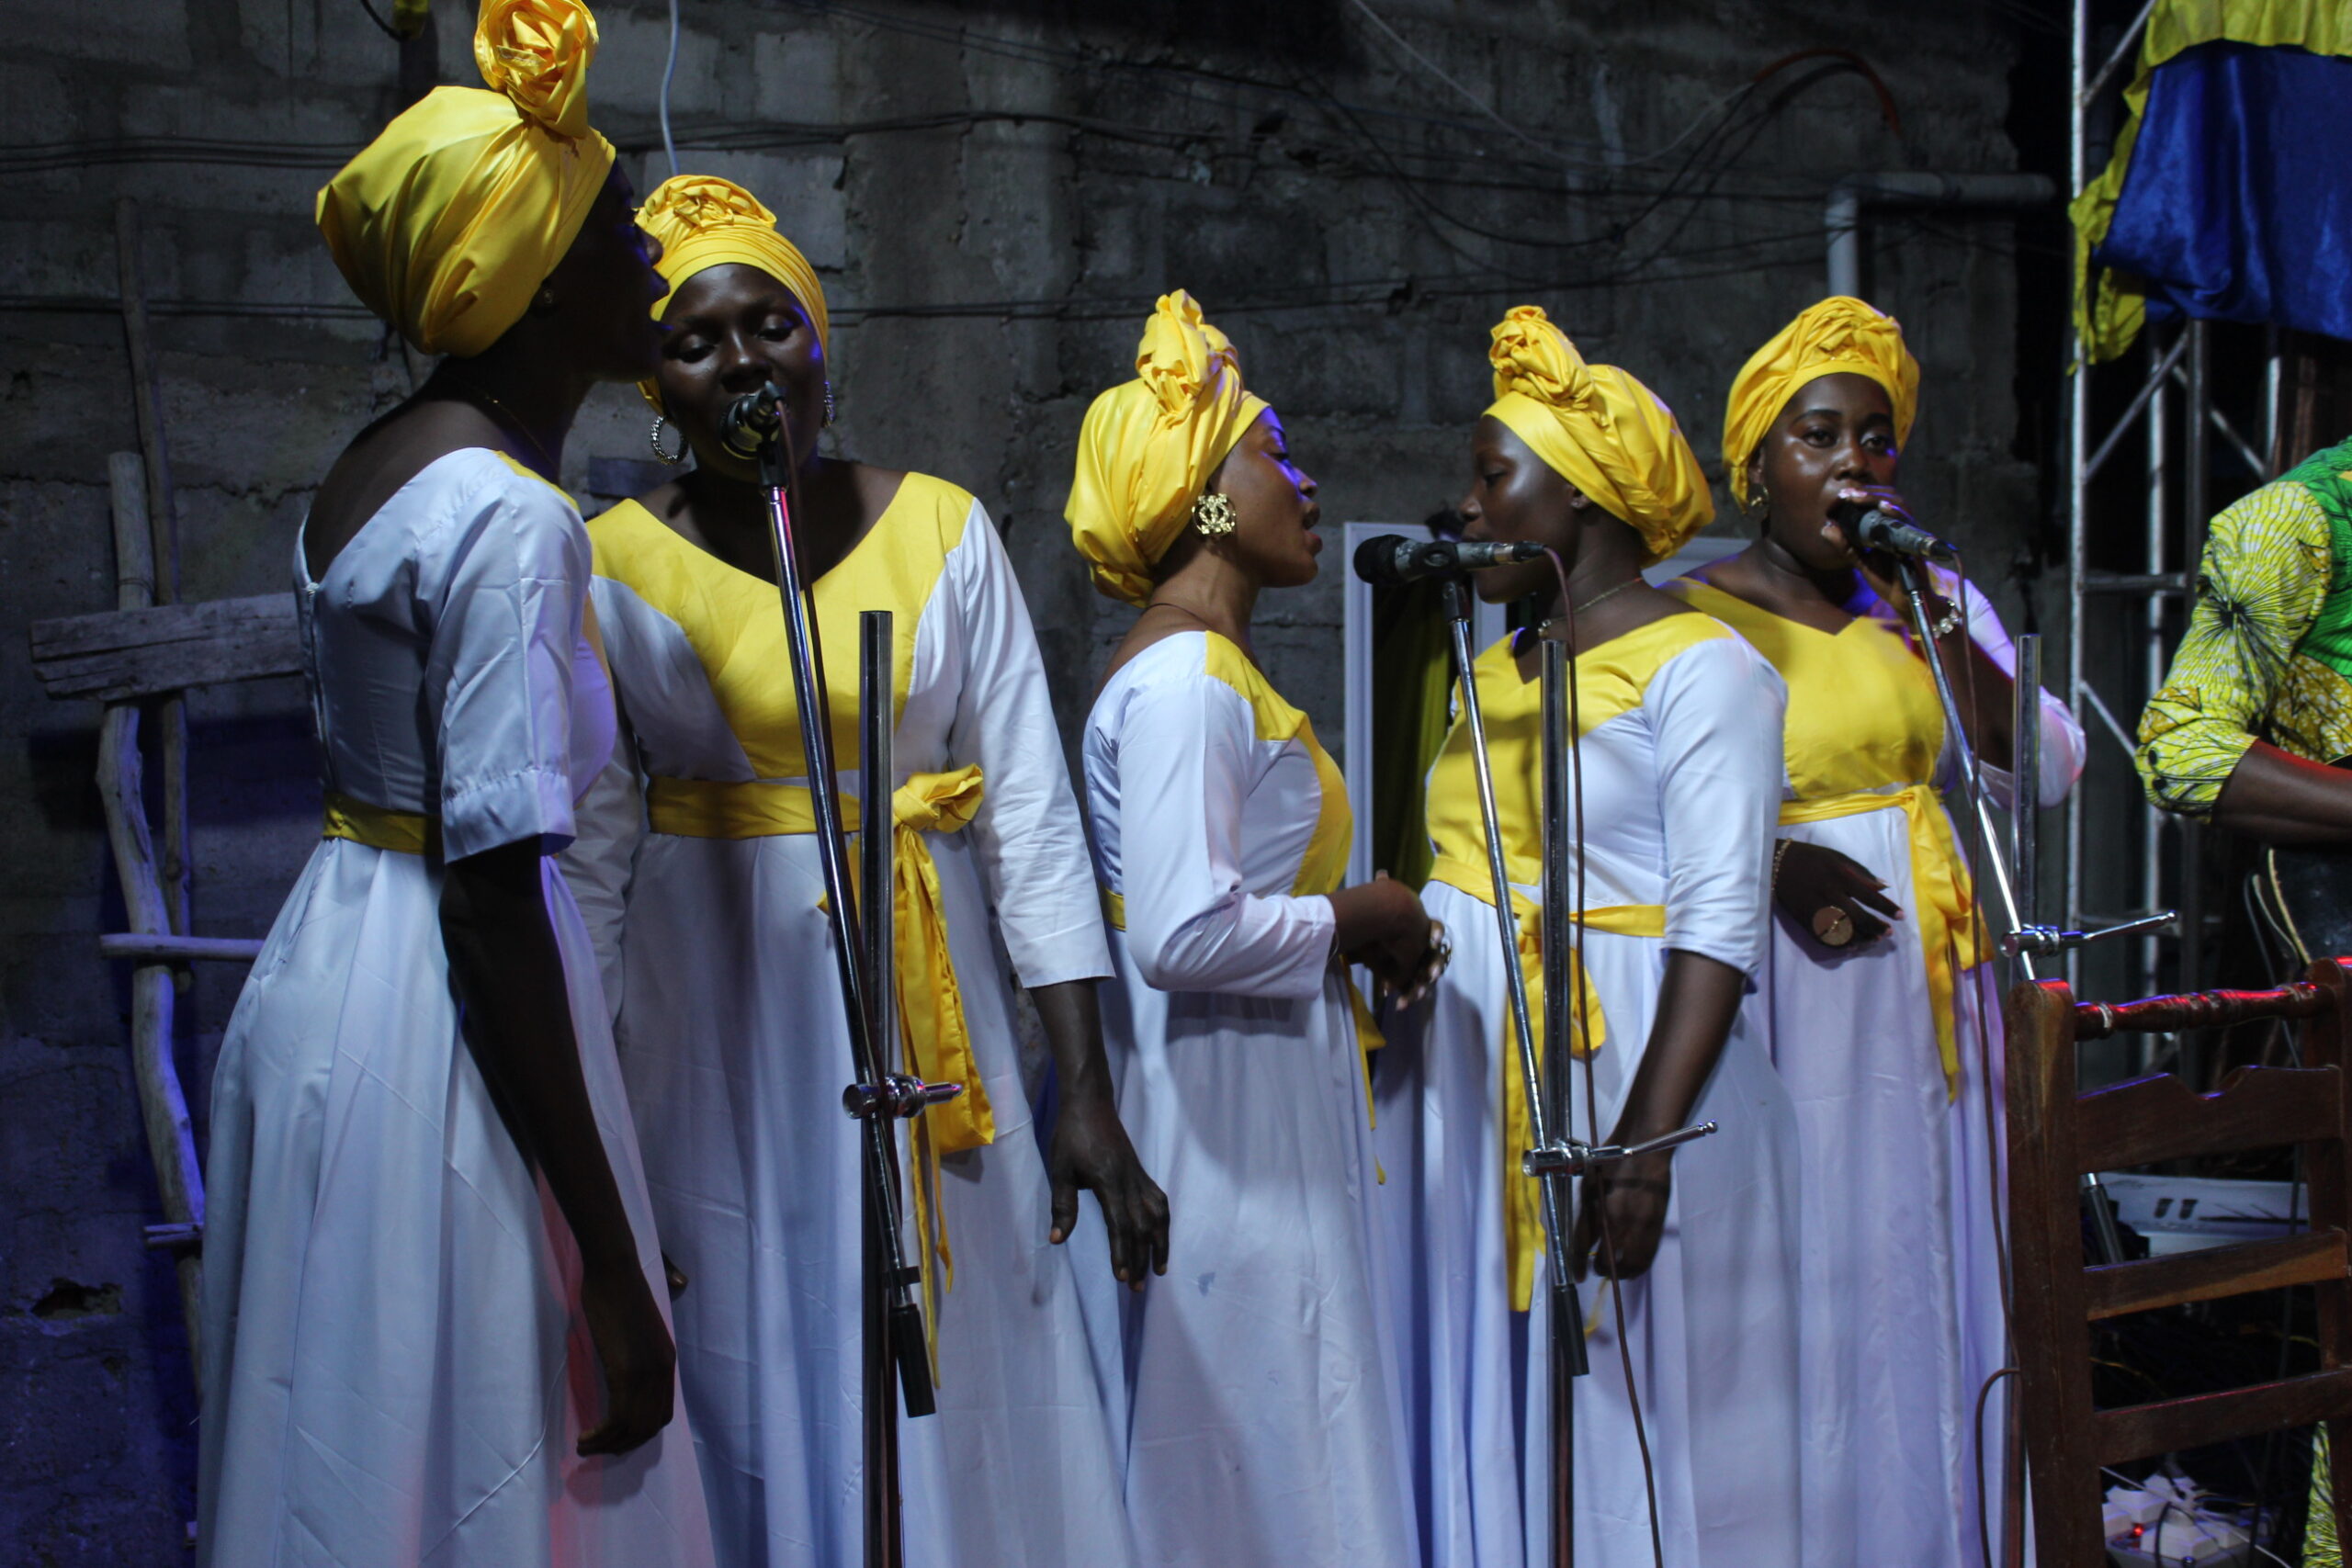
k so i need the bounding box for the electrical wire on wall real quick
[660,0,682,178]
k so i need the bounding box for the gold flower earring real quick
[1192,492,1237,537]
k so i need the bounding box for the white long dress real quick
[561,474,1136,1568]
[198,448,715,1568]
[1374,612,1798,1568]
[1666,576,2082,1567]
[1083,629,1418,1568]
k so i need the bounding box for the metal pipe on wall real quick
[1825,172,2058,299]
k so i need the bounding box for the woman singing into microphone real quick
[1071,291,1439,1568]
[198,3,712,1562]
[1377,305,1799,1568]
[563,174,1162,1565]
[1663,296,2082,1563]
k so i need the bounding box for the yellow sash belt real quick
[1428,852,1665,1311]
[322,792,438,856]
[647,765,991,1367]
[1777,782,1979,1097]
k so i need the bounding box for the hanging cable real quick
[659,0,682,178]
[1541,545,1669,1568]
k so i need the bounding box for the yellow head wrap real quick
[1067,291,1270,606]
[1483,305,1713,564]
[1722,296,1919,508]
[632,174,830,414]
[637,174,831,350]
[315,0,615,358]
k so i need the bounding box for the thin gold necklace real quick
[1540,573,1642,630]
[439,375,558,476]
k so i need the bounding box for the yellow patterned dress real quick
[2137,436,2352,811]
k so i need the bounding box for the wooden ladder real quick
[27,202,303,1394]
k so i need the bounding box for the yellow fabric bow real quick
[1068,291,1270,606]
[636,172,830,356]
[1428,851,1666,1310]
[1779,782,1980,1093]
[1722,296,1920,509]
[1483,305,1713,565]
[316,0,615,358]
[888,766,991,1382]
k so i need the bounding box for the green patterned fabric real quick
[2137,435,2352,813]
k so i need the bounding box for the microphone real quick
[1849,506,1957,564]
[1352,533,1545,585]
[721,381,787,460]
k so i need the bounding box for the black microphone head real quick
[1351,533,1419,585]
[721,385,786,459]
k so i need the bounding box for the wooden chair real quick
[2007,958,2352,1564]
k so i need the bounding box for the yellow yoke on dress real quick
[1422,615,1731,1312]
[587,475,993,1325]
[1668,580,1982,1097]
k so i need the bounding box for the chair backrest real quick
[2007,958,2352,1566]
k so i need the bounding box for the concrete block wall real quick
[0,0,2039,1554]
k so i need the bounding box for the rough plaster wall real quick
[0,0,2030,1554]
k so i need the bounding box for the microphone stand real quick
[748,406,956,1568]
[1889,557,2140,1269]
[1437,577,1716,1568]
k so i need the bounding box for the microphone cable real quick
[659,0,682,179]
[1914,547,2026,1568]
[1540,545,1669,1568]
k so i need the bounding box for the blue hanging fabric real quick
[2092,40,2352,345]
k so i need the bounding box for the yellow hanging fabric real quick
[1429,851,1666,1311]
[1779,784,1981,1095]
[644,762,995,1379]
[2071,0,2352,364]
[322,792,439,856]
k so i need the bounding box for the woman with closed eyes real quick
[562,173,1162,1567]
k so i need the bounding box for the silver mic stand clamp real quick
[1521,1122,1719,1179]
[2001,910,2178,959]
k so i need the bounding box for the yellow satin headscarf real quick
[1068,291,1270,606]
[1722,296,1920,508]
[315,0,615,358]
[637,174,831,350]
[631,174,831,414]
[1483,306,1713,564]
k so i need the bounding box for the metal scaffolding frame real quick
[2063,2,2286,1021]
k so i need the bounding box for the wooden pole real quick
[114,200,191,949]
[102,453,206,1392]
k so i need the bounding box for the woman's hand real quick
[1331,872,1443,998]
[1568,1148,1674,1281]
[1831,484,1955,623]
[576,1259,678,1457]
[1048,1086,1170,1292]
[1774,839,1902,949]
[1030,980,1170,1291]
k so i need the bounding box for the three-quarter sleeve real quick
[1111,657,1337,999]
[1649,633,1786,978]
[1934,575,2086,811]
[2136,482,2332,817]
[418,470,594,861]
[938,507,1114,989]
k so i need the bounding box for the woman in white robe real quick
[561,175,1163,1567]
[1374,306,1798,1567]
[199,10,713,1562]
[1069,291,1442,1568]
[1666,296,2083,1566]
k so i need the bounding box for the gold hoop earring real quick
[1192,491,1238,537]
[650,414,687,466]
